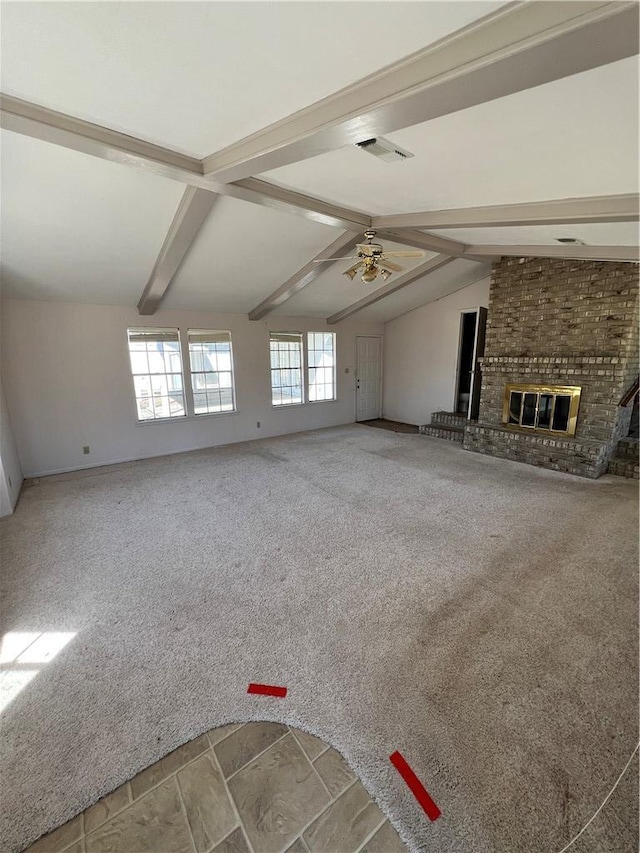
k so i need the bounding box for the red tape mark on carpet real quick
[390,750,441,822]
[247,683,287,698]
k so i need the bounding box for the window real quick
[188,330,236,415]
[269,331,336,406]
[307,332,336,401]
[270,333,303,406]
[127,328,185,421]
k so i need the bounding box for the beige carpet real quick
[1,425,638,853]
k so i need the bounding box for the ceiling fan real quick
[314,230,425,283]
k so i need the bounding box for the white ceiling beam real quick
[248,231,362,321]
[326,255,456,324]
[224,178,370,230]
[373,194,640,231]
[201,2,639,183]
[466,245,640,263]
[376,229,497,263]
[137,187,219,315]
[0,93,206,185]
[0,94,370,231]
[376,228,465,257]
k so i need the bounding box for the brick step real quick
[615,438,639,460]
[431,411,468,427]
[608,455,639,479]
[419,424,465,443]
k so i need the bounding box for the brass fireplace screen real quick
[503,384,581,436]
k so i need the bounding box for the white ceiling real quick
[0,2,637,324]
[356,262,491,324]
[0,1,504,158]
[272,243,437,318]
[429,222,640,247]
[264,57,640,214]
[163,197,336,313]
[0,132,184,305]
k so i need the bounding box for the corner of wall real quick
[0,381,24,516]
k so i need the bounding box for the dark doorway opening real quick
[456,312,477,415]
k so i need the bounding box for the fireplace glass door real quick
[503,384,581,436]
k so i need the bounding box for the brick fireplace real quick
[463,256,639,478]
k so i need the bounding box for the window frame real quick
[126,327,187,424]
[269,332,305,408]
[187,329,237,416]
[269,330,337,408]
[307,331,337,403]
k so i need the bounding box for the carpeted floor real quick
[1,425,638,853]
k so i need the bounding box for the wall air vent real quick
[356,137,414,163]
[556,237,586,245]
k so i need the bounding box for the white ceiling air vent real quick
[556,237,586,245]
[356,137,414,163]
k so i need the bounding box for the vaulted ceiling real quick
[1,1,638,324]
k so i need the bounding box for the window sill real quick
[134,410,239,426]
[271,399,338,410]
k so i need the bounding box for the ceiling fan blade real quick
[381,250,425,258]
[378,259,403,273]
[312,256,358,263]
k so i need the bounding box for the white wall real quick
[0,380,24,515]
[1,299,383,477]
[383,277,490,425]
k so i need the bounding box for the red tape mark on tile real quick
[390,750,441,822]
[247,683,287,698]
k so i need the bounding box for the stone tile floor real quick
[26,723,407,853]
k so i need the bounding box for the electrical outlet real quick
[256,421,261,428]
[83,445,90,455]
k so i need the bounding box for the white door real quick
[356,336,382,421]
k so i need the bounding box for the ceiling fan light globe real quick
[361,269,378,283]
[343,268,358,281]
[381,269,392,281]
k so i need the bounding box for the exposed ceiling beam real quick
[248,231,362,321]
[0,93,206,185]
[377,228,465,257]
[373,194,640,231]
[0,94,370,231]
[327,255,456,324]
[467,245,640,263]
[380,268,494,324]
[377,229,497,263]
[201,2,639,183]
[224,178,370,230]
[137,187,219,315]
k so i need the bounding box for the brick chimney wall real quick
[463,256,639,477]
